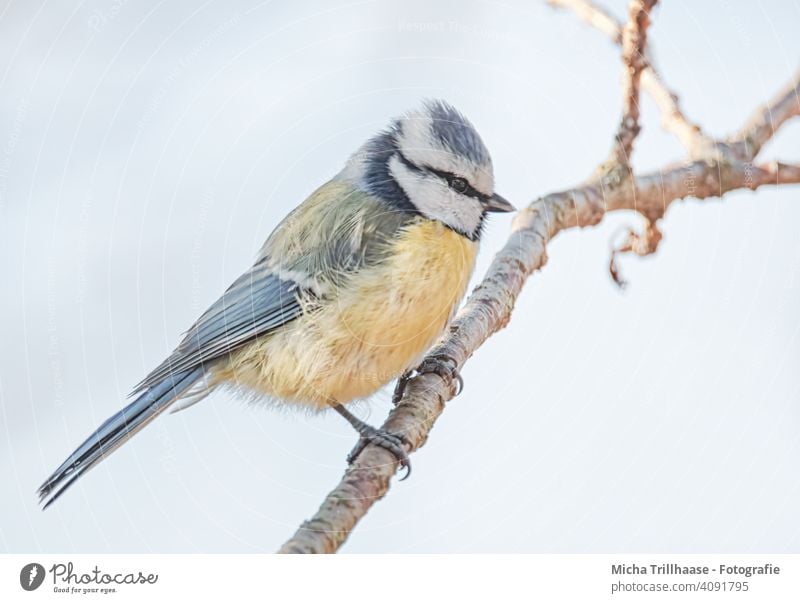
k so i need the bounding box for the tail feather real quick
[38,367,204,509]
[168,375,213,414]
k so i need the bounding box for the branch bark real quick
[730,68,800,160]
[278,1,800,553]
[603,0,657,169]
[549,0,718,158]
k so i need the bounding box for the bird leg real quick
[391,354,463,406]
[333,405,411,480]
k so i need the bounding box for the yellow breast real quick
[222,219,478,409]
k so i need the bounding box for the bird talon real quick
[392,355,463,404]
[347,426,411,479]
[417,354,463,397]
[453,372,464,396]
[391,370,413,406]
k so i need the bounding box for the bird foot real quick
[347,425,411,480]
[333,404,411,479]
[391,354,463,405]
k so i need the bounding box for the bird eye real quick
[450,177,469,193]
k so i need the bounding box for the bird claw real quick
[347,426,411,480]
[391,370,413,406]
[392,354,463,405]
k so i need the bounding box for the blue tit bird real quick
[38,100,514,509]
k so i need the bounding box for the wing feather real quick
[133,180,415,395]
[132,261,305,393]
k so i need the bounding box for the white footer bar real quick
[2,554,798,601]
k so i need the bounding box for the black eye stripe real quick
[425,166,486,200]
[394,151,488,201]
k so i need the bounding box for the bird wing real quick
[133,179,415,394]
[131,262,305,394]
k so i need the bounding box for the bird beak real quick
[483,192,516,213]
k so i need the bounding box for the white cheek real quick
[388,156,483,235]
[396,117,493,193]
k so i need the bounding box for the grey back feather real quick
[133,180,415,395]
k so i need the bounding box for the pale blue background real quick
[1,0,798,552]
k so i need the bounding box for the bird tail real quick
[37,367,205,509]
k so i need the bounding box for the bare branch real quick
[548,0,621,42]
[642,67,720,159]
[730,69,800,160]
[765,160,800,184]
[609,220,662,288]
[550,0,717,158]
[602,0,657,170]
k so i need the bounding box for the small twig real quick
[604,0,657,171]
[549,0,717,158]
[547,0,620,41]
[730,69,800,160]
[609,220,663,287]
[641,66,720,159]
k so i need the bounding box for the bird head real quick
[343,100,515,240]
